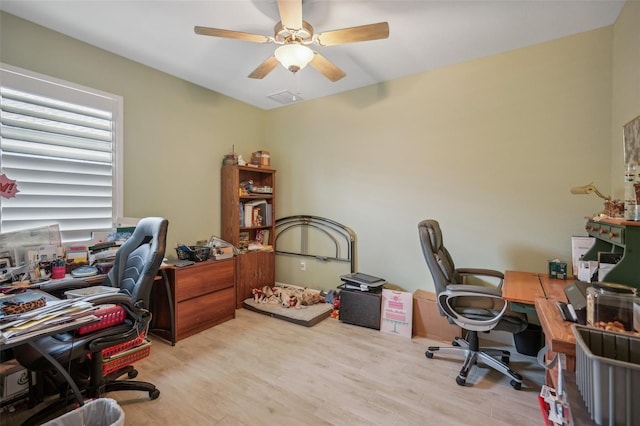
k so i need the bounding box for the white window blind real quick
[0,64,123,242]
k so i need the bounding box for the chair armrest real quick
[446,284,502,296]
[83,293,151,352]
[87,319,148,352]
[455,268,504,279]
[454,268,504,289]
[438,287,507,332]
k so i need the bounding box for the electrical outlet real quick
[300,261,306,271]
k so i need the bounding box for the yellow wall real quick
[611,1,640,197]
[2,5,638,294]
[0,12,266,249]
[266,27,613,291]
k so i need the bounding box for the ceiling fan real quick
[194,0,389,82]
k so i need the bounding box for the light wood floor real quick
[3,309,546,425]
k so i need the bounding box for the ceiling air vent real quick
[267,91,304,105]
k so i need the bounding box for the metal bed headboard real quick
[274,215,356,273]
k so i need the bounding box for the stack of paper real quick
[0,298,96,343]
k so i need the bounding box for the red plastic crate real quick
[102,339,152,376]
[76,304,126,335]
[101,333,146,359]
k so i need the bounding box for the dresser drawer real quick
[606,225,624,245]
[175,260,234,302]
[585,221,601,236]
[175,286,235,340]
[586,221,625,246]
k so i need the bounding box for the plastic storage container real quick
[586,282,638,332]
[573,324,640,426]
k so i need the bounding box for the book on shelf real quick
[241,200,269,227]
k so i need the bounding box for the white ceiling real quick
[0,1,626,110]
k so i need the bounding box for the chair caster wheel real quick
[425,351,434,359]
[128,370,138,379]
[510,380,522,390]
[149,389,160,400]
[452,340,460,346]
[456,376,466,386]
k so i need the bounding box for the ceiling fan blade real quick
[309,52,345,82]
[248,56,280,79]
[316,22,389,46]
[277,0,303,30]
[194,26,271,43]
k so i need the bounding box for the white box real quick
[0,360,33,402]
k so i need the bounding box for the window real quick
[0,64,123,242]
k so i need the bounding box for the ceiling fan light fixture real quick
[274,44,313,73]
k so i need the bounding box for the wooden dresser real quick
[150,258,236,344]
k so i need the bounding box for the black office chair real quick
[418,219,527,390]
[14,217,168,424]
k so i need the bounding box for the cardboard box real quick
[412,289,462,342]
[251,150,271,167]
[0,359,33,403]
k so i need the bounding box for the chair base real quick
[426,335,523,390]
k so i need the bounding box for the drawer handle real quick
[609,231,617,238]
[599,229,606,234]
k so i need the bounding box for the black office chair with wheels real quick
[418,219,527,389]
[14,217,168,424]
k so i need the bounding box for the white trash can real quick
[43,398,124,426]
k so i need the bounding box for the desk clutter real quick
[0,290,98,343]
[0,223,135,287]
[562,281,640,336]
[174,236,237,264]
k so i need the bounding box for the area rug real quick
[242,298,333,327]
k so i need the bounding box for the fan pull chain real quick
[293,72,301,101]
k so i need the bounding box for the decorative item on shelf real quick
[623,115,640,221]
[251,150,271,168]
[624,162,640,221]
[239,180,253,195]
[604,200,625,218]
[223,145,241,166]
[222,153,238,166]
[570,182,614,217]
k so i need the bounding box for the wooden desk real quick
[535,297,577,387]
[502,270,545,304]
[503,270,576,387]
[503,270,569,303]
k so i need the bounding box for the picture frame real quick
[623,114,640,164]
